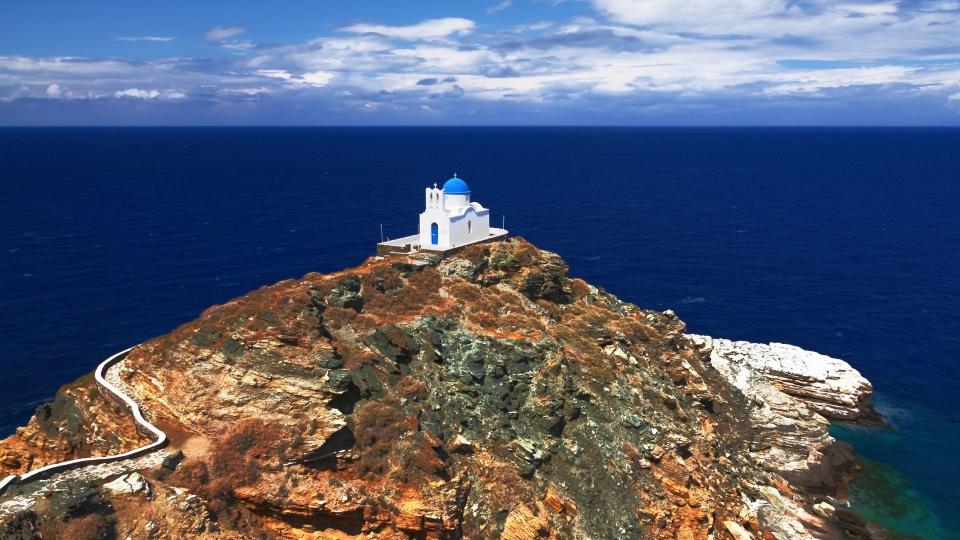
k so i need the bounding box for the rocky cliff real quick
[0,374,151,477]
[0,238,880,539]
[688,337,877,423]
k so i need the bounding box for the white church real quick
[377,174,508,255]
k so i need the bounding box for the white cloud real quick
[116,36,175,42]
[225,8,959,111]
[301,71,334,86]
[340,18,475,40]
[115,88,161,99]
[114,88,186,100]
[2,4,959,122]
[0,56,134,75]
[222,40,256,52]
[256,68,334,87]
[257,69,294,81]
[916,1,960,11]
[593,0,789,29]
[762,66,918,95]
[204,25,248,42]
[836,2,898,16]
[218,86,271,97]
[510,21,554,32]
[488,0,513,14]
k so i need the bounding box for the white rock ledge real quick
[689,335,877,422]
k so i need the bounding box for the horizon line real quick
[2,124,960,129]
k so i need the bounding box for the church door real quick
[431,223,439,245]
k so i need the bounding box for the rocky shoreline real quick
[689,334,881,539]
[690,336,879,423]
[0,238,885,539]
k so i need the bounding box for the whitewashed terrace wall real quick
[0,348,167,496]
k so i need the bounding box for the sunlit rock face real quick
[0,238,877,539]
[689,336,877,422]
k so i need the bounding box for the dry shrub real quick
[471,311,499,329]
[471,290,506,314]
[173,419,284,507]
[395,436,446,483]
[359,267,405,314]
[457,244,491,265]
[58,514,111,540]
[446,281,482,303]
[334,343,377,370]
[575,304,612,327]
[322,305,359,330]
[377,324,416,352]
[362,267,442,318]
[488,240,539,271]
[570,278,592,300]
[503,294,524,308]
[499,312,541,332]
[174,459,210,489]
[210,419,283,479]
[511,241,540,264]
[613,317,653,344]
[361,290,402,316]
[361,267,404,294]
[407,266,440,292]
[352,401,446,484]
[396,375,428,401]
[353,401,416,477]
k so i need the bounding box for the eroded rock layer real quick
[0,239,879,539]
[689,336,877,422]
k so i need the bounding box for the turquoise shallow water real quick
[0,127,958,536]
[832,396,956,539]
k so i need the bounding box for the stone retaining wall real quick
[0,347,167,496]
[378,232,509,258]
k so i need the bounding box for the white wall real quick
[419,210,449,248]
[418,191,491,250]
[448,207,490,247]
[444,193,470,209]
[424,187,444,211]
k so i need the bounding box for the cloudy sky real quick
[2,0,959,124]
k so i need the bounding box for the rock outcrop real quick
[0,238,880,539]
[0,374,151,477]
[689,336,877,422]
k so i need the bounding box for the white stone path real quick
[0,349,171,520]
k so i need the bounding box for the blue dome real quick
[442,176,470,194]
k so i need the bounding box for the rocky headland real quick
[688,337,877,423]
[0,238,881,539]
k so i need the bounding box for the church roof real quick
[442,176,470,194]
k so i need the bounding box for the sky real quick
[1,0,959,125]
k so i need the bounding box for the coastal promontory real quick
[0,238,879,539]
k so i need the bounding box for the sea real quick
[1,127,958,538]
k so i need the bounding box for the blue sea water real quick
[1,127,958,537]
